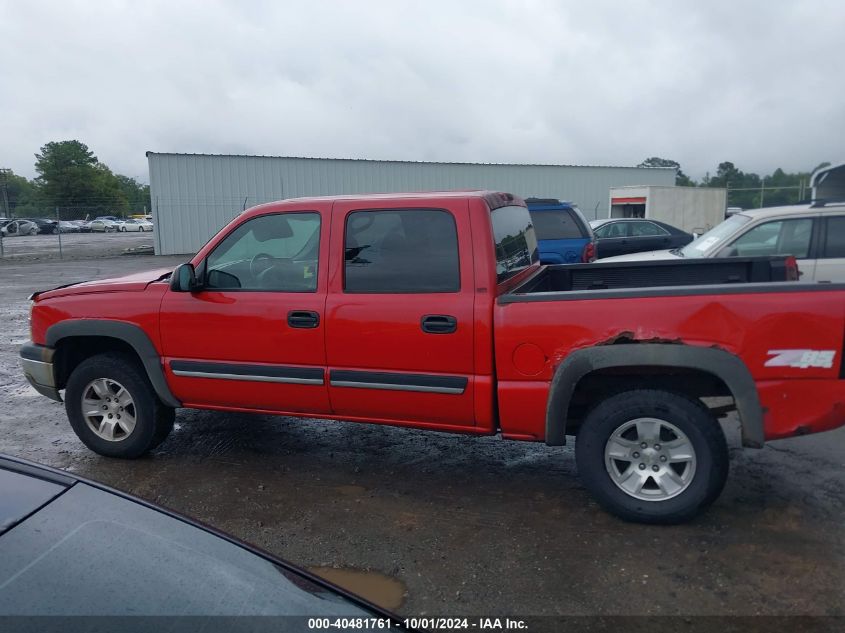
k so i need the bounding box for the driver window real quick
[601,222,627,238]
[728,218,812,258]
[205,212,321,292]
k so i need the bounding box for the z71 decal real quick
[765,349,837,369]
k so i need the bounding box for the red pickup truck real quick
[20,191,845,523]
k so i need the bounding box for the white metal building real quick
[608,185,728,234]
[147,152,675,255]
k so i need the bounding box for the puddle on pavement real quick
[335,484,367,496]
[308,567,406,610]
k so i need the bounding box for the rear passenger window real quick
[344,209,460,293]
[529,210,586,240]
[823,217,845,258]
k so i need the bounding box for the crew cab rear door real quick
[324,199,476,428]
[159,205,331,413]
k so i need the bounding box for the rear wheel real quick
[575,389,728,524]
[28,227,37,235]
[65,352,175,458]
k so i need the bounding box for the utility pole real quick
[0,169,11,217]
[0,169,11,259]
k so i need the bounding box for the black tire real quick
[65,352,175,458]
[575,389,728,524]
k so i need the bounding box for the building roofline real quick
[609,185,726,192]
[248,190,505,206]
[145,151,675,171]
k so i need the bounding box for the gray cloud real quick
[1,0,843,182]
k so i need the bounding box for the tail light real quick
[784,255,799,281]
[582,241,596,263]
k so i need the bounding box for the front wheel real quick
[65,352,175,458]
[575,389,728,524]
[29,228,37,235]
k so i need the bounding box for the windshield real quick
[679,214,753,258]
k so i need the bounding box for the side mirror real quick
[170,263,201,292]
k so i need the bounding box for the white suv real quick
[600,201,845,282]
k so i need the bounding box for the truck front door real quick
[324,200,477,429]
[160,207,331,414]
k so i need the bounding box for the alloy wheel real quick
[604,417,697,501]
[81,378,137,441]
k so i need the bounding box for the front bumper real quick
[20,343,62,402]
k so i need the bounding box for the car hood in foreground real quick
[597,249,682,263]
[0,472,381,618]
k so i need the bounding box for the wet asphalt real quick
[0,251,843,620]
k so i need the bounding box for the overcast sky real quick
[1,0,843,183]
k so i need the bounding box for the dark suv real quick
[526,198,595,264]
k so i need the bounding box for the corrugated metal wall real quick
[148,153,675,255]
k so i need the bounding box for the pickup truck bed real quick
[511,256,798,294]
[20,190,845,524]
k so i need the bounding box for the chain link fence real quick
[0,206,154,261]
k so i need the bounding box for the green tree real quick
[115,174,152,213]
[34,140,101,208]
[706,161,819,208]
[0,170,37,216]
[637,157,695,186]
[33,140,140,217]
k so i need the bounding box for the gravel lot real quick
[0,249,843,624]
[0,230,154,261]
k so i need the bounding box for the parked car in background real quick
[22,218,59,234]
[57,220,80,233]
[95,215,121,222]
[0,454,403,621]
[117,218,153,232]
[0,219,38,237]
[590,218,693,259]
[526,198,595,263]
[600,201,845,282]
[87,218,119,233]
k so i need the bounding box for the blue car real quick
[526,198,596,264]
